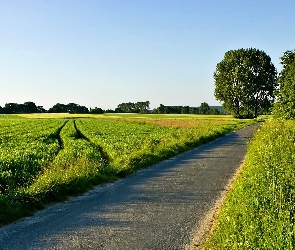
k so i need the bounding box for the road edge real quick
[188,123,261,250]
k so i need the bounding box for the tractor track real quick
[74,119,110,165]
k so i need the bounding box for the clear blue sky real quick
[1,0,294,110]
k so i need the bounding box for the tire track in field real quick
[73,119,110,165]
[56,120,69,150]
[49,119,69,150]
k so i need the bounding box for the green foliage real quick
[116,101,150,113]
[0,119,66,193]
[204,118,295,249]
[47,103,89,113]
[152,102,219,115]
[2,102,43,114]
[208,107,220,115]
[280,50,295,68]
[273,49,295,119]
[89,107,104,114]
[199,102,210,114]
[214,48,277,118]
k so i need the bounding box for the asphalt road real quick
[0,124,259,250]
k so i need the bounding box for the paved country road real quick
[0,124,260,250]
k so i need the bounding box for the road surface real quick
[0,124,259,250]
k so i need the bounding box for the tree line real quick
[0,102,46,114]
[0,102,94,114]
[0,101,224,115]
[151,103,223,114]
[0,102,145,114]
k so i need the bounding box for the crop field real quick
[203,118,295,249]
[0,114,255,225]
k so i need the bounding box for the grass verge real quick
[202,118,295,249]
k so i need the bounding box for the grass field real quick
[203,118,295,249]
[0,114,255,226]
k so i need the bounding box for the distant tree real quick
[189,107,198,114]
[90,107,104,114]
[208,107,220,115]
[158,104,165,114]
[199,102,210,114]
[1,102,40,113]
[153,104,207,115]
[78,105,89,113]
[67,103,79,113]
[181,106,189,114]
[0,102,86,114]
[105,109,116,113]
[116,101,150,113]
[116,102,135,113]
[23,102,38,113]
[164,106,170,114]
[37,106,46,113]
[152,104,166,114]
[151,108,157,114]
[4,103,20,114]
[273,49,295,119]
[48,103,67,113]
[164,106,172,114]
[169,106,183,114]
[66,103,89,113]
[47,103,88,113]
[214,48,277,118]
[134,101,150,113]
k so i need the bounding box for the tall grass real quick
[203,118,295,249]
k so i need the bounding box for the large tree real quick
[199,102,210,114]
[214,48,277,118]
[272,49,295,119]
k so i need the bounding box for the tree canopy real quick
[115,101,150,113]
[272,49,295,119]
[214,48,277,118]
[152,102,221,114]
[0,101,223,115]
[47,103,89,113]
[0,102,44,114]
[89,107,104,114]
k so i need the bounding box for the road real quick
[0,124,259,250]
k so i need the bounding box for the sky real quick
[1,0,295,110]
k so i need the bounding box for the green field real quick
[203,118,295,249]
[0,114,255,226]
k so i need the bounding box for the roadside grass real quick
[203,118,295,249]
[0,115,256,226]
